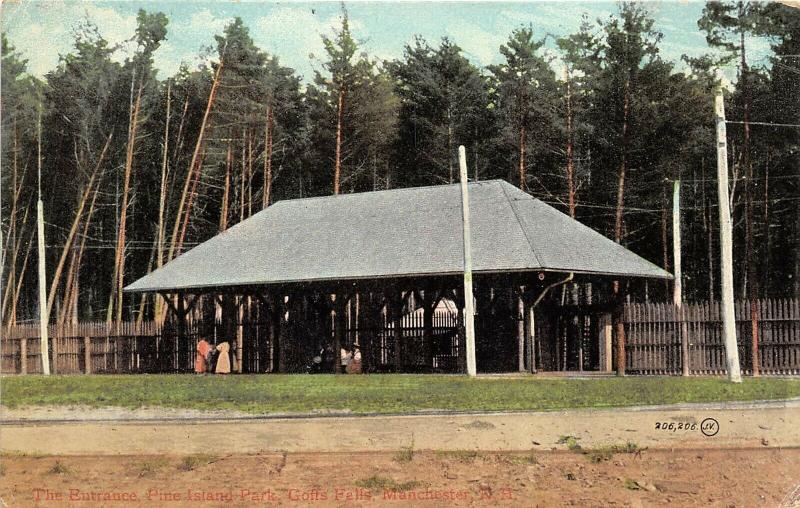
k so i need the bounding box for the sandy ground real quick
[1,400,799,455]
[2,449,800,507]
[2,401,799,506]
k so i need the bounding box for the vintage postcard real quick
[1,0,799,506]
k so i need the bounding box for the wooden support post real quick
[518,291,526,372]
[528,305,537,374]
[258,294,273,373]
[423,302,434,372]
[614,298,626,376]
[357,289,377,374]
[222,294,237,373]
[236,296,244,373]
[453,288,467,374]
[392,290,403,373]
[177,294,187,372]
[578,323,585,372]
[268,295,282,373]
[222,295,235,343]
[362,294,372,374]
[277,294,289,373]
[20,338,27,375]
[84,336,91,374]
[600,313,613,372]
[52,331,58,375]
[679,306,690,377]
[752,301,761,377]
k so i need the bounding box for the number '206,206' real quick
[654,422,698,431]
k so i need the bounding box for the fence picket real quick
[4,298,799,376]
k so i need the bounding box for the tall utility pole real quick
[714,90,742,383]
[673,178,689,376]
[36,112,51,375]
[672,179,682,306]
[458,146,477,377]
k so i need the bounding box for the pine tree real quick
[389,37,490,187]
[489,26,559,193]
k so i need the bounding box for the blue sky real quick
[1,1,775,82]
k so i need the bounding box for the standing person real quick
[340,346,352,374]
[195,339,211,374]
[346,343,362,374]
[215,342,231,374]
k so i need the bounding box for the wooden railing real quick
[2,321,166,375]
[624,298,800,376]
[2,298,797,375]
[0,312,462,375]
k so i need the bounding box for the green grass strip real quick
[2,375,798,414]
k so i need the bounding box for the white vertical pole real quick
[517,295,525,372]
[714,90,742,383]
[458,145,477,377]
[673,178,690,376]
[37,111,51,375]
[672,179,682,306]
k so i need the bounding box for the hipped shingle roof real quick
[125,180,670,292]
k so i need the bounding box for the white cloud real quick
[146,8,233,76]
[256,7,326,60]
[185,8,232,35]
[445,19,505,67]
[2,1,138,76]
[253,6,365,76]
[152,40,203,78]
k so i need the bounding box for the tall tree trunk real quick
[739,16,759,375]
[702,160,715,302]
[334,88,345,195]
[447,109,454,184]
[108,84,143,325]
[763,151,771,289]
[240,133,247,222]
[564,68,576,219]
[47,133,113,323]
[135,245,156,325]
[177,149,207,252]
[1,128,29,324]
[59,171,102,327]
[247,130,253,217]
[613,77,630,297]
[1,197,31,325]
[167,57,224,263]
[153,81,172,324]
[263,102,274,208]
[220,142,232,232]
[172,96,190,162]
[661,183,671,296]
[2,122,29,322]
[614,77,630,246]
[4,122,20,314]
[518,125,526,190]
[156,81,171,270]
[7,233,32,334]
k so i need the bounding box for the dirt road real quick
[3,401,799,507]
[2,400,798,455]
[2,449,799,507]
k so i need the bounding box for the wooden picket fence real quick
[1,321,162,375]
[2,298,798,375]
[624,298,800,375]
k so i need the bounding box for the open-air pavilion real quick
[125,179,671,375]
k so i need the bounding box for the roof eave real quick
[123,266,672,294]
